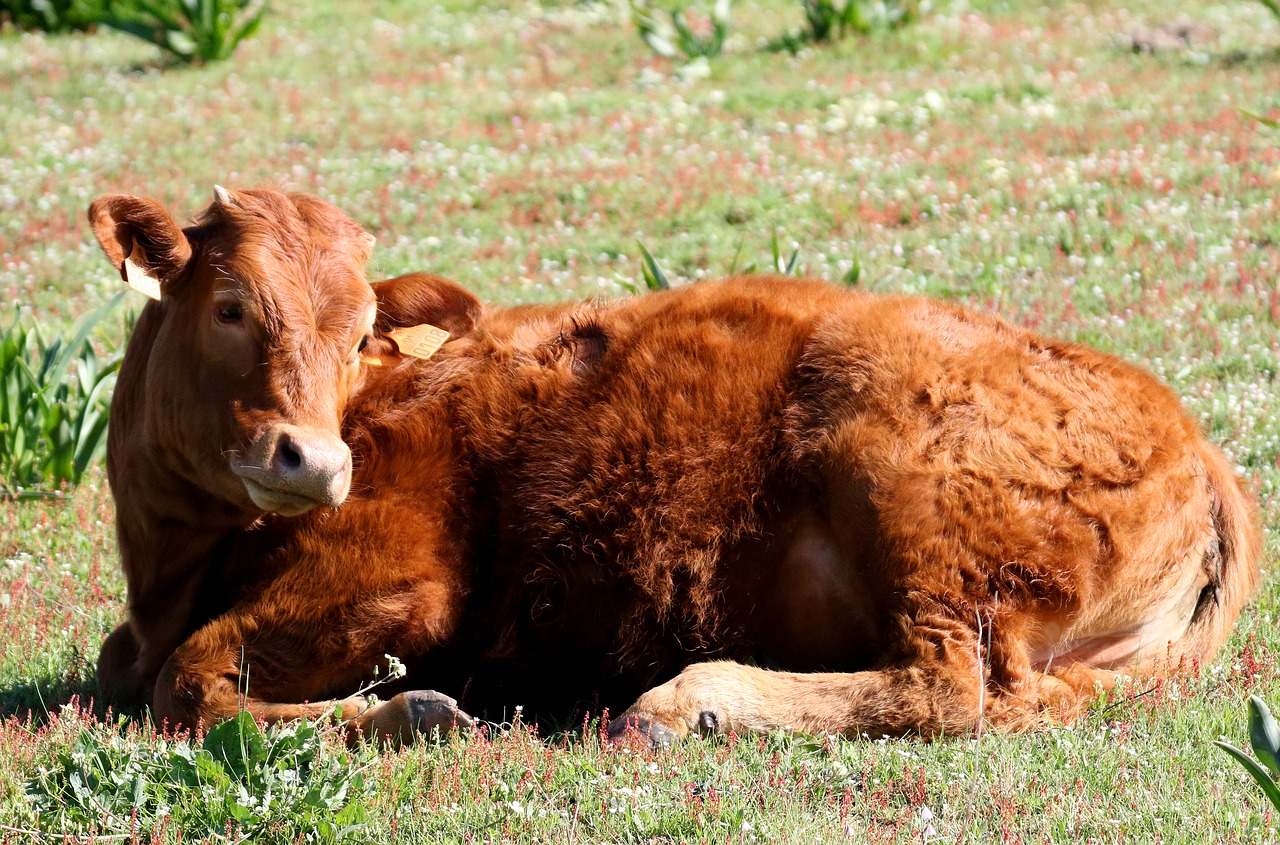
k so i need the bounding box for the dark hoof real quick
[607,714,678,748]
[403,690,474,734]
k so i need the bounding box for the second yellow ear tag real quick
[124,242,162,301]
[386,324,450,360]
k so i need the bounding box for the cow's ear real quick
[371,273,482,337]
[88,195,193,296]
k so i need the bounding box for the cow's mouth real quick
[234,473,327,517]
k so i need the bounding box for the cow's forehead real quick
[201,197,375,341]
[230,244,372,340]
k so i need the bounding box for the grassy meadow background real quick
[2,0,1280,840]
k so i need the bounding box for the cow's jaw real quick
[231,423,353,516]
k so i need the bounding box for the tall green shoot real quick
[101,0,266,64]
[0,294,124,498]
[630,0,731,61]
[1214,696,1280,813]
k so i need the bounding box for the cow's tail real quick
[1167,441,1263,671]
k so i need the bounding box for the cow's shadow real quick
[0,671,146,726]
[0,670,604,739]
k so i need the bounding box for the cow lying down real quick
[90,187,1261,745]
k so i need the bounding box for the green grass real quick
[0,293,123,497]
[2,0,1280,840]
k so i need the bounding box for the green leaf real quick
[637,241,671,291]
[194,749,231,786]
[165,27,198,59]
[200,0,215,40]
[98,17,169,49]
[1215,740,1280,812]
[228,5,264,51]
[1242,109,1280,130]
[72,411,110,480]
[641,28,678,59]
[203,711,269,780]
[99,0,264,62]
[672,10,696,50]
[131,770,146,807]
[335,797,368,829]
[631,0,727,59]
[771,230,799,274]
[843,251,861,286]
[613,273,641,295]
[727,236,746,276]
[135,0,186,29]
[1249,696,1280,779]
[630,2,676,58]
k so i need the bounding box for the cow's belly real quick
[751,515,885,671]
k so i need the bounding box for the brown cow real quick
[91,188,1261,744]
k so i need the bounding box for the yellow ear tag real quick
[386,324,450,360]
[124,242,162,301]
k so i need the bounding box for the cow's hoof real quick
[403,689,474,734]
[607,713,681,748]
[357,689,473,744]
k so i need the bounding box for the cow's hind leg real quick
[609,628,1114,743]
[610,659,986,744]
[1030,662,1129,720]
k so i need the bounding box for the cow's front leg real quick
[152,584,471,744]
[154,623,473,744]
[97,622,152,708]
[353,690,473,744]
[609,619,1125,746]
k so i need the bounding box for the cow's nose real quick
[240,423,352,511]
[265,425,352,506]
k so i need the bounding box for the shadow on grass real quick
[1212,46,1280,67]
[0,45,183,91]
[0,671,147,725]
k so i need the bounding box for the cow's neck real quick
[108,302,262,678]
[114,455,255,583]
[110,453,259,674]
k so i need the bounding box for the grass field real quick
[2,0,1280,840]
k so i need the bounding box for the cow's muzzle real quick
[232,424,352,516]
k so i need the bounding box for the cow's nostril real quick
[277,437,303,472]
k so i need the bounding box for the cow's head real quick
[89,187,478,520]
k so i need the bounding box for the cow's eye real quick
[357,336,369,353]
[216,303,244,324]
